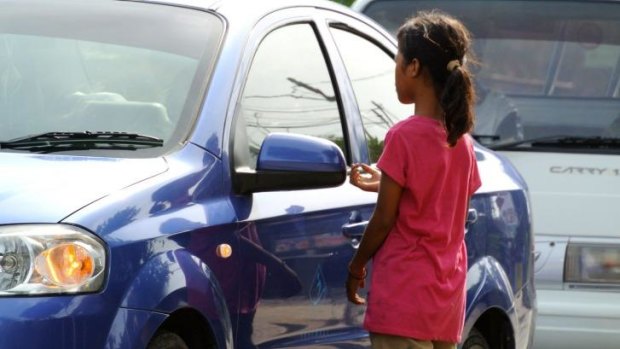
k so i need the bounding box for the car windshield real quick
[363,1,620,151]
[0,0,222,156]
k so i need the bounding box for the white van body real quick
[352,0,620,348]
[504,152,620,348]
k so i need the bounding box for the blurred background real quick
[331,0,355,6]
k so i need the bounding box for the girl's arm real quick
[346,172,403,304]
[350,163,381,192]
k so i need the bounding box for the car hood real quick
[502,151,620,237]
[0,153,168,224]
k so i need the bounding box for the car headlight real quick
[0,224,106,295]
[565,243,620,284]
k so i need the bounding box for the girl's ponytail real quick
[441,63,475,147]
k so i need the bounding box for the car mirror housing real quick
[233,133,346,194]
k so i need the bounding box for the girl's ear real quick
[407,58,422,78]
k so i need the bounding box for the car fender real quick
[104,308,168,349]
[464,256,518,337]
[115,249,232,348]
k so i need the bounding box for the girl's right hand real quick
[350,163,381,192]
[346,272,366,305]
[346,263,367,305]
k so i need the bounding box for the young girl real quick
[346,11,482,349]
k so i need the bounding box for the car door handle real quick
[465,208,478,234]
[466,208,478,225]
[342,221,368,242]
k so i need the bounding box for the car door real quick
[227,8,378,349]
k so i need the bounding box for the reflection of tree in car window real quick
[329,27,411,163]
[239,24,345,168]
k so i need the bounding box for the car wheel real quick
[461,328,490,349]
[147,330,189,349]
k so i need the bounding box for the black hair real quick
[396,11,476,147]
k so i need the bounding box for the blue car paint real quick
[105,309,168,349]
[465,256,517,333]
[0,1,535,348]
[0,152,168,223]
[462,170,535,347]
[256,133,346,172]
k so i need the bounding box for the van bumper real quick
[534,289,620,349]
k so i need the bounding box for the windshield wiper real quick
[0,131,163,152]
[489,135,620,150]
[472,134,501,146]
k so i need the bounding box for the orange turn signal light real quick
[34,243,95,286]
[216,244,232,259]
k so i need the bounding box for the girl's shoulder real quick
[459,133,476,149]
[390,115,444,137]
[396,115,442,127]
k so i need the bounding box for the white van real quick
[352,0,620,348]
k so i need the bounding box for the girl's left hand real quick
[350,163,380,193]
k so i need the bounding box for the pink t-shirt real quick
[364,115,481,343]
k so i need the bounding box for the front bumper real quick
[0,295,163,349]
[534,289,620,349]
[0,295,112,348]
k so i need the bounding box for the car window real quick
[237,24,345,168]
[0,1,222,155]
[330,27,410,163]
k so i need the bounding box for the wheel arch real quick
[462,307,515,349]
[116,249,233,349]
[148,308,217,349]
[463,256,518,349]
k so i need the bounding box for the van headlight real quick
[565,243,620,284]
[0,224,106,295]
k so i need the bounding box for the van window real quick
[363,1,620,150]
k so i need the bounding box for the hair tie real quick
[447,60,460,71]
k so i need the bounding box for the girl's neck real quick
[408,68,444,121]
[413,91,444,122]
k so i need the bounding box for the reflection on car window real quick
[553,43,620,97]
[238,24,345,168]
[0,36,197,142]
[363,1,620,149]
[476,39,554,95]
[330,27,410,163]
[0,1,221,154]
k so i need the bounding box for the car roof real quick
[137,0,353,21]
[352,0,620,11]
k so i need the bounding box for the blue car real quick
[0,0,535,348]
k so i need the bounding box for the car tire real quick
[147,330,189,349]
[461,328,490,349]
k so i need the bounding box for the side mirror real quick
[233,133,346,194]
